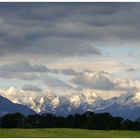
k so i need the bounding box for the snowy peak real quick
[133,92,140,102]
[69,95,81,107]
[6,86,17,95]
[112,90,140,106]
[81,90,98,98]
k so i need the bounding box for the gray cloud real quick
[70,70,140,92]
[0,3,139,94]
[0,61,51,81]
[0,72,39,81]
[0,3,102,57]
[22,84,42,91]
[0,3,140,57]
[60,68,82,76]
[71,71,115,90]
[41,75,73,89]
[0,60,84,81]
[0,61,50,73]
[127,68,137,72]
[0,60,84,79]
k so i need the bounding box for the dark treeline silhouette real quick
[0,111,140,130]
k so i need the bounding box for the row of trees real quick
[0,111,140,130]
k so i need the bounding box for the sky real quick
[0,2,140,99]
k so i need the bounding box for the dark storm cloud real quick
[0,3,140,57]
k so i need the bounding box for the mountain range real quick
[0,87,140,120]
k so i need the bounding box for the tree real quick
[24,114,41,128]
[121,119,140,130]
[0,111,140,130]
[1,112,25,128]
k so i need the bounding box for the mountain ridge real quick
[0,95,36,116]
[0,87,140,120]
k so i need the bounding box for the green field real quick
[0,128,140,138]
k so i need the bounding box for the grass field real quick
[0,128,140,138]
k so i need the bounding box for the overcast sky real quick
[0,2,140,99]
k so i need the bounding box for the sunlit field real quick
[0,128,140,138]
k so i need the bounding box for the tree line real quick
[0,111,140,130]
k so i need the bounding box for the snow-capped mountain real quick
[0,95,36,116]
[0,87,102,116]
[95,89,140,120]
[16,90,102,116]
[1,87,140,120]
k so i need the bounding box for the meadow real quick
[0,128,140,138]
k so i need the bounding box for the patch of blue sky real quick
[100,46,140,64]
